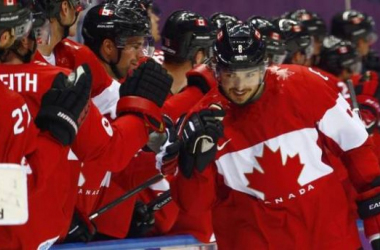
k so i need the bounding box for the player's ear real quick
[0,30,15,50]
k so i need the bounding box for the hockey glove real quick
[357,95,380,134]
[186,64,217,94]
[64,209,97,243]
[363,51,380,73]
[155,116,181,176]
[357,177,380,250]
[178,105,225,178]
[127,200,155,238]
[35,64,91,145]
[117,59,173,133]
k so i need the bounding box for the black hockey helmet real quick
[161,10,214,63]
[213,21,266,70]
[272,18,313,63]
[331,10,377,44]
[82,3,152,51]
[318,35,361,75]
[248,16,286,64]
[284,9,327,42]
[209,12,239,30]
[0,0,32,40]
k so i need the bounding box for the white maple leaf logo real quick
[268,66,295,80]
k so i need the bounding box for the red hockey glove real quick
[117,59,173,133]
[357,95,380,134]
[186,64,218,94]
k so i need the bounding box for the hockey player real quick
[82,2,153,80]
[283,9,327,66]
[0,1,93,248]
[272,17,314,66]
[1,0,173,246]
[161,10,215,94]
[171,21,380,250]
[247,16,287,65]
[331,10,379,74]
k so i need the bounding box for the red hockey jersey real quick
[34,38,120,119]
[171,65,380,250]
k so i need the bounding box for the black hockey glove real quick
[117,59,173,132]
[127,200,155,238]
[64,209,97,243]
[178,105,225,178]
[363,50,380,73]
[35,64,91,145]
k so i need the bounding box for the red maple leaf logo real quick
[244,144,305,200]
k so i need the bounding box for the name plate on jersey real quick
[0,164,28,225]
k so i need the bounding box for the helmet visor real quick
[14,12,33,40]
[117,35,155,57]
[33,19,50,45]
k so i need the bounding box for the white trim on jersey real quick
[318,94,368,151]
[92,79,120,119]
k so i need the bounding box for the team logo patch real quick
[4,0,16,6]
[271,32,280,40]
[195,19,206,26]
[99,8,113,16]
[217,31,223,41]
[338,46,348,54]
[254,29,261,39]
[292,25,301,32]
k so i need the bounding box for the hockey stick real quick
[346,78,362,119]
[89,173,164,220]
[147,190,172,212]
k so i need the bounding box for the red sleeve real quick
[163,86,204,122]
[170,164,217,215]
[71,102,149,172]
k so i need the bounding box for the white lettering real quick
[0,73,38,93]
[288,193,296,199]
[274,197,283,204]
[299,188,306,195]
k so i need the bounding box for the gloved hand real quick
[64,209,97,243]
[357,177,380,250]
[127,200,155,238]
[178,104,225,178]
[155,116,181,176]
[186,63,217,94]
[35,64,91,145]
[363,50,380,73]
[357,94,380,134]
[117,59,173,133]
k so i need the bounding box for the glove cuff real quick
[117,96,165,133]
[35,106,78,146]
[186,64,217,94]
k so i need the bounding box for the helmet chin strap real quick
[97,47,123,80]
[56,11,79,39]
